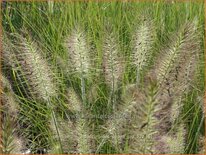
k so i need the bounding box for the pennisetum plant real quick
[131,15,156,85]
[101,19,201,154]
[3,32,61,153]
[64,28,95,153]
[1,14,203,154]
[102,25,124,110]
[64,26,91,107]
[12,34,57,102]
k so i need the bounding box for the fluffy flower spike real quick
[131,15,156,83]
[102,25,124,91]
[12,34,57,101]
[64,27,91,77]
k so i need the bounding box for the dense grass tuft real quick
[1,1,205,154]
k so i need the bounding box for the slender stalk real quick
[48,99,63,153]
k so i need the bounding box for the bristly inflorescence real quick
[64,27,91,77]
[131,16,156,83]
[153,20,200,129]
[104,84,146,149]
[1,114,27,154]
[66,87,82,112]
[154,20,200,86]
[102,26,124,92]
[11,34,57,102]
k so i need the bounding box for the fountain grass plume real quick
[154,20,200,124]
[127,81,159,154]
[12,33,57,102]
[75,117,93,154]
[68,88,93,154]
[102,26,124,92]
[1,105,26,154]
[131,15,156,84]
[64,27,91,76]
[154,20,199,85]
[1,73,27,154]
[102,25,124,110]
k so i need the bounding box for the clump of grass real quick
[1,1,204,154]
[101,19,201,154]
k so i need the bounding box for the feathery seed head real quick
[2,34,18,69]
[64,27,91,76]
[156,47,198,123]
[105,84,156,149]
[76,117,93,154]
[13,34,57,101]
[1,111,27,154]
[1,134,26,154]
[123,82,163,154]
[102,29,124,91]
[154,20,199,85]
[131,17,156,71]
